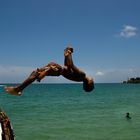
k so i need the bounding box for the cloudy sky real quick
[0,0,140,83]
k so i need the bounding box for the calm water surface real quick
[0,83,140,140]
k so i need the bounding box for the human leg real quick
[37,63,63,82]
[5,70,40,96]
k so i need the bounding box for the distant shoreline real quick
[123,77,140,84]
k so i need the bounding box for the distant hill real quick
[123,77,140,84]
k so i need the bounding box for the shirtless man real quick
[5,47,94,96]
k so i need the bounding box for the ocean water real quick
[0,83,140,140]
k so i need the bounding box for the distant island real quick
[123,77,140,84]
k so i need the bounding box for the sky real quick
[0,0,140,83]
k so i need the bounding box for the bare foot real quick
[4,86,22,96]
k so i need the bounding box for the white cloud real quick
[120,25,138,38]
[95,71,104,76]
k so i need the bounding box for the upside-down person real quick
[5,47,94,96]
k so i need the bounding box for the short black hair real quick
[83,77,94,92]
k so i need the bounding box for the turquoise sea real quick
[0,83,140,140]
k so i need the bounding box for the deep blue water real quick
[0,83,140,140]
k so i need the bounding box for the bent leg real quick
[37,63,63,82]
[5,70,40,96]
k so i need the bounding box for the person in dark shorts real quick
[5,47,94,96]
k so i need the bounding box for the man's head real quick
[83,76,94,92]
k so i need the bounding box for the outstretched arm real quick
[64,47,74,67]
[63,47,94,92]
[63,47,86,81]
